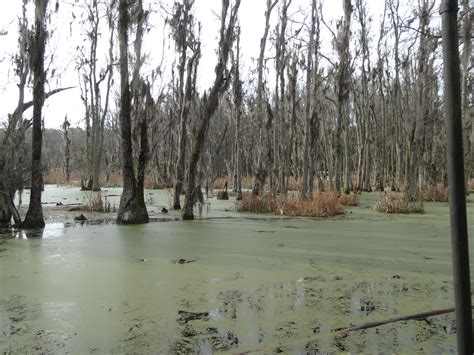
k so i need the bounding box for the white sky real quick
[0,0,388,129]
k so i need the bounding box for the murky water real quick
[0,189,471,353]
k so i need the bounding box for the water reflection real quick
[16,229,44,239]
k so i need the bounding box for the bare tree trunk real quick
[302,0,317,198]
[23,0,48,229]
[232,26,243,200]
[252,0,278,196]
[461,0,473,190]
[62,116,71,183]
[182,0,240,220]
[288,55,298,192]
[117,0,149,224]
[375,2,387,192]
[409,0,434,200]
[172,0,199,210]
[335,0,352,194]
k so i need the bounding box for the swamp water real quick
[1,187,472,353]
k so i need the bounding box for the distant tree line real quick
[0,0,472,227]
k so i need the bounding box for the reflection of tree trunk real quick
[182,0,240,220]
[23,0,48,229]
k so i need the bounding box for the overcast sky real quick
[0,0,387,129]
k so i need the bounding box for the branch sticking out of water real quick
[334,306,469,334]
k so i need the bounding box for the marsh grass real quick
[420,185,449,202]
[374,192,424,214]
[338,193,359,206]
[82,192,112,213]
[238,192,345,217]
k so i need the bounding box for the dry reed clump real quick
[82,192,112,213]
[374,193,424,214]
[238,192,344,217]
[468,179,474,193]
[420,185,449,202]
[338,193,359,206]
[237,193,278,213]
[280,193,344,217]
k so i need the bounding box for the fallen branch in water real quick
[335,306,468,334]
[236,306,464,354]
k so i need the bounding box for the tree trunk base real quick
[117,193,149,225]
[182,212,194,221]
[0,195,12,225]
[22,209,45,229]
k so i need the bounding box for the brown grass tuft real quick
[468,179,474,192]
[238,192,344,217]
[279,193,344,217]
[237,193,278,213]
[338,193,359,206]
[374,193,424,214]
[420,185,449,202]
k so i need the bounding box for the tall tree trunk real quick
[302,0,317,198]
[182,0,241,220]
[252,0,278,196]
[172,0,198,210]
[62,116,71,183]
[335,0,352,194]
[232,26,243,200]
[117,0,149,224]
[23,0,48,229]
[409,0,434,200]
[461,0,473,190]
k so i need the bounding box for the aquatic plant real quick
[237,193,278,214]
[338,192,359,206]
[420,185,449,202]
[238,192,345,217]
[374,192,424,214]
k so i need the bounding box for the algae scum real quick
[1,188,472,353]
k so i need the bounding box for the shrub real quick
[338,193,359,206]
[237,192,344,217]
[374,193,424,214]
[280,193,344,217]
[420,185,448,202]
[237,193,279,213]
[83,192,112,213]
[469,179,474,193]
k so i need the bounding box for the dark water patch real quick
[177,310,209,324]
[171,259,197,265]
[216,290,243,320]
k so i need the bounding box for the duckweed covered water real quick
[1,188,472,353]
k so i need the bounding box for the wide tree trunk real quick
[23,0,48,230]
[116,0,148,224]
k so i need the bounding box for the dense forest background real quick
[0,0,472,225]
